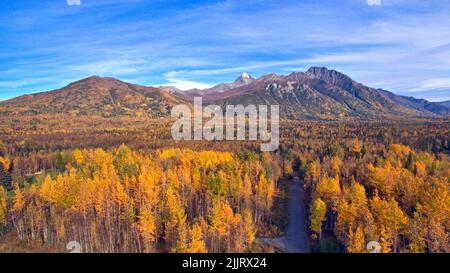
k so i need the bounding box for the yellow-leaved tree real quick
[0,186,7,226]
[310,198,326,240]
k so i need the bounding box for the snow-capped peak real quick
[241,72,251,79]
[234,72,255,84]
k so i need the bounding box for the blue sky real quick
[1,0,450,101]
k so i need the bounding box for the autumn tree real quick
[347,226,365,253]
[0,186,7,227]
[310,198,326,240]
[370,195,408,253]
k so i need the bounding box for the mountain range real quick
[1,67,449,120]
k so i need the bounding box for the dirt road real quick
[260,176,308,253]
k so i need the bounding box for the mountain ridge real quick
[1,68,449,120]
[0,75,185,118]
[180,67,449,119]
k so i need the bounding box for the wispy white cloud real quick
[163,79,212,91]
[163,59,307,79]
[1,0,450,101]
[409,78,450,92]
[66,0,81,6]
[367,0,382,6]
[70,59,146,76]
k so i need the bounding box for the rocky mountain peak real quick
[306,67,354,90]
[235,72,255,84]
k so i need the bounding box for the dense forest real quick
[1,146,282,253]
[302,143,448,252]
[282,121,449,253]
[0,120,449,253]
